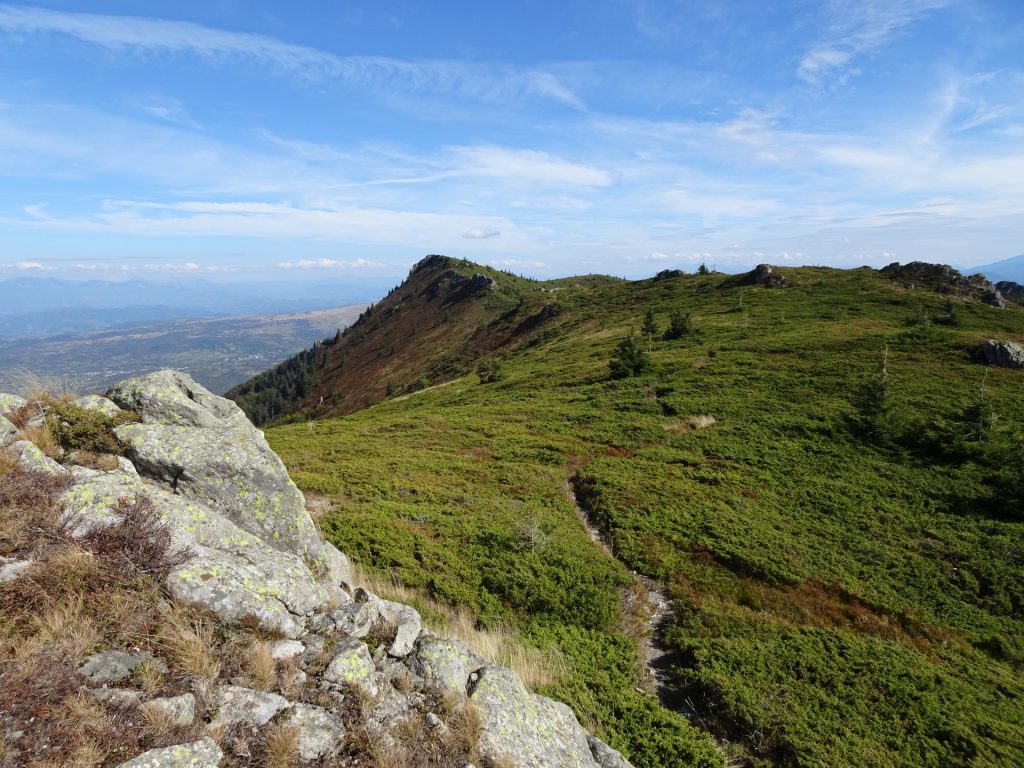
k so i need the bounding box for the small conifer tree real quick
[642,308,659,338]
[609,331,651,378]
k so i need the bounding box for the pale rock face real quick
[377,598,422,658]
[284,703,346,760]
[0,557,33,584]
[114,737,222,768]
[0,393,26,414]
[0,414,15,446]
[977,339,1024,369]
[470,665,603,768]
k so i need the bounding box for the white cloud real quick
[627,252,673,262]
[0,5,581,108]
[15,260,46,269]
[276,258,380,270]
[452,146,612,187]
[798,1,950,86]
[140,261,200,272]
[463,228,501,239]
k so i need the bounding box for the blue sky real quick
[0,1,1021,283]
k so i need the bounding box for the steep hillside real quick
[234,259,1024,768]
[227,255,623,425]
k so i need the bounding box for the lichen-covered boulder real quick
[142,694,196,727]
[470,666,602,768]
[0,415,15,447]
[0,393,26,414]
[11,440,68,477]
[409,636,483,692]
[73,394,121,416]
[587,736,634,768]
[78,650,166,684]
[115,737,222,768]
[61,471,328,638]
[378,598,422,658]
[108,371,325,566]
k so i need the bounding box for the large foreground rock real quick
[107,370,348,592]
[471,665,604,768]
[61,471,328,638]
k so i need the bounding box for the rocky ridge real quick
[0,370,634,768]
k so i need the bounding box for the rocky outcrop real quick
[996,280,1024,304]
[974,339,1024,369]
[722,264,789,289]
[1,370,637,768]
[881,262,1006,306]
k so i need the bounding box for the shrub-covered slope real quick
[243,261,1023,767]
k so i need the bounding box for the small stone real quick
[142,694,195,727]
[378,599,422,658]
[0,558,32,584]
[78,651,166,685]
[90,687,145,708]
[0,393,27,415]
[114,736,222,768]
[284,703,345,761]
[269,639,305,660]
[210,684,290,728]
[0,415,15,447]
[323,638,376,689]
[329,599,381,639]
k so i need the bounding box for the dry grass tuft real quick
[663,414,717,434]
[134,658,166,695]
[261,722,300,768]
[159,607,222,681]
[242,640,278,691]
[71,450,121,471]
[14,422,61,458]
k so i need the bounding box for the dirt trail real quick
[564,479,682,710]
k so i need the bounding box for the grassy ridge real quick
[265,266,1024,767]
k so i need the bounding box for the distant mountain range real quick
[0,304,367,396]
[0,277,392,339]
[969,253,1024,284]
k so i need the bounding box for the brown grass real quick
[241,640,277,691]
[71,451,121,471]
[261,722,300,768]
[158,606,222,681]
[14,423,61,458]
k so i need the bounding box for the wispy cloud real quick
[276,258,380,270]
[798,0,949,86]
[463,228,501,239]
[0,4,583,108]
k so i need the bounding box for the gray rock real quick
[73,394,121,416]
[0,414,15,446]
[11,440,68,477]
[284,703,345,761]
[61,472,328,638]
[210,685,290,728]
[329,598,383,639]
[78,651,166,685]
[107,370,250,430]
[378,598,422,658]
[270,639,306,660]
[409,636,483,692]
[90,687,145,707]
[323,638,376,688]
[976,339,1024,369]
[470,666,602,768]
[109,371,332,576]
[117,455,139,476]
[115,737,222,768]
[0,393,26,414]
[142,693,196,726]
[588,736,633,768]
[0,558,32,584]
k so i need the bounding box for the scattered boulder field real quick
[0,370,633,768]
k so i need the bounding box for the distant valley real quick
[0,304,367,396]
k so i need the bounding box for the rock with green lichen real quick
[0,392,26,414]
[61,470,329,638]
[107,369,248,429]
[11,440,69,477]
[470,665,607,768]
[209,685,290,728]
[114,736,222,768]
[323,637,376,690]
[408,635,483,693]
